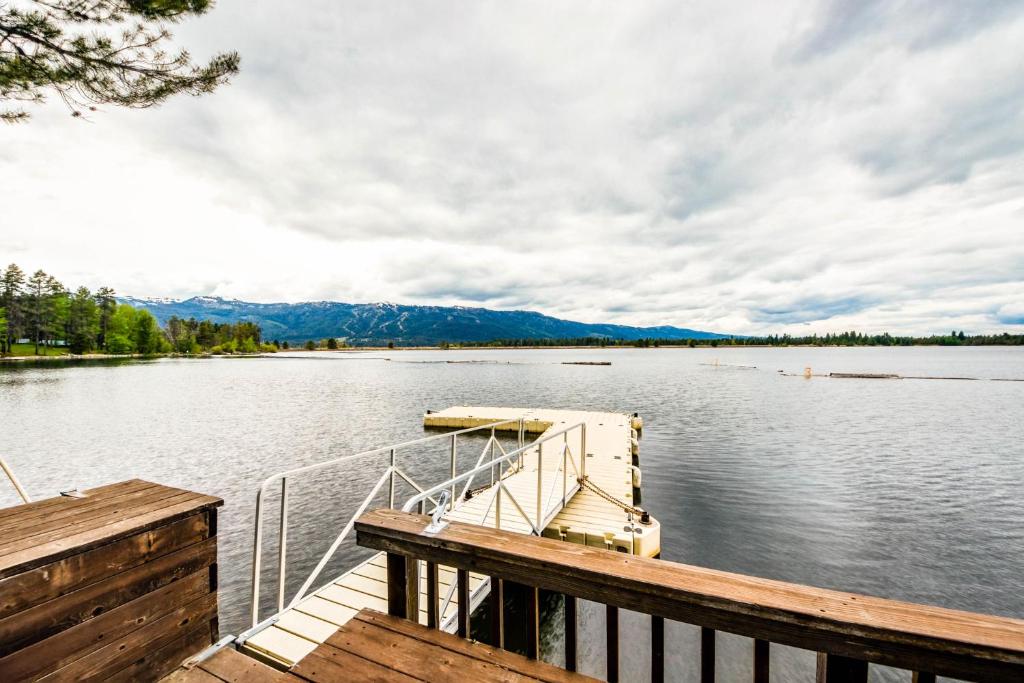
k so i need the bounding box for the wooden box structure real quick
[0,480,222,681]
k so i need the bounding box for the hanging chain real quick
[577,475,645,517]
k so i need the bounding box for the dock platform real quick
[241,406,659,669]
[170,608,597,682]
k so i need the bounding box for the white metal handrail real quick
[402,421,586,526]
[404,422,586,631]
[249,418,526,627]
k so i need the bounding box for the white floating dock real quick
[242,406,659,668]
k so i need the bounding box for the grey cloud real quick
[2,1,1023,335]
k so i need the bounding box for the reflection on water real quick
[2,347,1022,681]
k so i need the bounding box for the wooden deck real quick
[0,480,222,681]
[170,609,597,682]
[243,406,659,668]
[358,509,1024,682]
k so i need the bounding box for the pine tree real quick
[94,286,116,350]
[1,264,25,353]
[27,269,49,354]
[1,0,238,122]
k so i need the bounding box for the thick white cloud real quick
[1,0,1022,335]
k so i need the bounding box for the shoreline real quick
[3,343,1022,363]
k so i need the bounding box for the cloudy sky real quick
[2,1,1023,335]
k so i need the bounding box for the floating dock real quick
[240,406,659,668]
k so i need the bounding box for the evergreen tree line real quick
[165,316,275,355]
[1,264,273,356]
[456,329,1024,348]
[1,263,165,355]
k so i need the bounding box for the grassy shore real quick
[7,343,69,356]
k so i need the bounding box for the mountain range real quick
[120,296,732,345]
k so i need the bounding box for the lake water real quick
[2,347,1022,681]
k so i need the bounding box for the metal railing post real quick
[278,477,288,612]
[580,423,587,481]
[0,457,31,504]
[495,484,502,530]
[562,433,568,508]
[536,441,543,530]
[388,448,396,508]
[251,486,265,627]
[450,434,457,510]
[490,428,496,486]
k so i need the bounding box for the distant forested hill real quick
[119,296,731,345]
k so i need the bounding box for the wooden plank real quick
[355,509,1024,681]
[36,591,217,681]
[162,664,224,683]
[0,494,221,579]
[0,535,216,656]
[290,647,419,683]
[106,623,211,683]
[198,646,289,682]
[0,568,212,680]
[0,490,209,559]
[0,512,209,620]
[352,609,596,682]
[0,481,169,543]
[0,480,151,525]
[325,616,538,681]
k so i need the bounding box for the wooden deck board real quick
[288,609,598,683]
[0,482,222,580]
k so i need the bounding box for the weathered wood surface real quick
[356,509,1024,682]
[292,609,597,682]
[161,646,287,682]
[0,479,221,579]
[171,608,599,682]
[0,481,222,682]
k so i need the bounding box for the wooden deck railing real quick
[355,508,1024,683]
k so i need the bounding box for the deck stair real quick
[240,407,658,669]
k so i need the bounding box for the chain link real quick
[577,475,645,517]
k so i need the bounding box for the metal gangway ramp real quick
[241,407,659,668]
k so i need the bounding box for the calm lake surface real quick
[2,347,1022,681]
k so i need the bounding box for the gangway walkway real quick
[240,407,659,668]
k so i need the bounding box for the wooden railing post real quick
[701,627,715,683]
[526,585,540,659]
[753,638,769,683]
[607,604,619,682]
[405,557,419,621]
[816,653,868,683]
[651,615,664,682]
[426,561,439,628]
[565,595,578,672]
[386,552,407,618]
[457,568,470,638]
[490,576,505,648]
[912,673,936,683]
